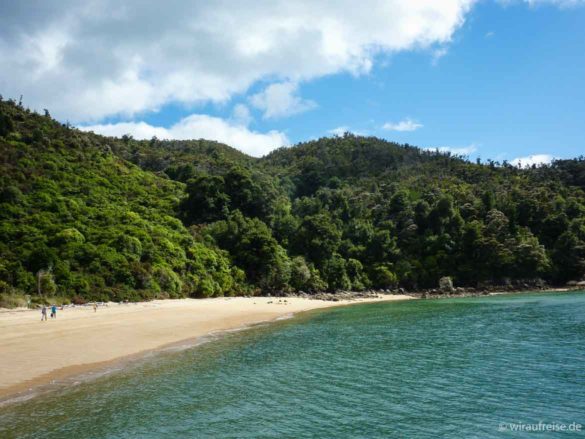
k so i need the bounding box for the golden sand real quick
[0,295,413,399]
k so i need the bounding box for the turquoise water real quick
[1,292,584,438]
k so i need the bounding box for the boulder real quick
[439,276,455,293]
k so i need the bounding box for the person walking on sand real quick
[93,302,97,313]
[51,304,57,319]
[41,305,47,321]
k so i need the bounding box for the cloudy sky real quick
[1,1,584,162]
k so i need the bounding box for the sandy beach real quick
[0,295,413,400]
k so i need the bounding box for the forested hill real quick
[1,98,585,304]
[0,99,245,303]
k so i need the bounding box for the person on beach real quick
[51,304,57,319]
[93,302,97,313]
[41,305,47,321]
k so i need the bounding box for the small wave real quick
[0,391,39,408]
[274,312,295,321]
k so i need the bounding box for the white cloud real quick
[498,0,585,6]
[485,31,495,38]
[80,114,288,157]
[0,0,476,122]
[425,144,478,156]
[522,0,585,6]
[431,47,449,65]
[382,118,423,132]
[231,103,253,126]
[250,81,316,119]
[510,154,555,167]
[327,126,370,136]
[328,126,350,136]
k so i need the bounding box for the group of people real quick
[40,302,98,321]
[40,304,58,321]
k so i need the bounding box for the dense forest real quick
[1,98,585,305]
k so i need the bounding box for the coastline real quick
[0,294,413,403]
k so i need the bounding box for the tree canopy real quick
[1,99,585,303]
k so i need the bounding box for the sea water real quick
[1,292,584,438]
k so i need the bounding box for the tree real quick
[0,112,14,137]
[552,227,585,282]
[209,211,291,291]
[293,213,342,266]
[366,229,400,263]
[485,209,510,240]
[371,264,398,289]
[512,229,550,278]
[0,185,23,203]
[290,256,311,291]
[3,97,585,301]
[181,174,229,224]
[37,268,56,296]
[224,166,257,215]
[346,258,369,290]
[414,200,430,230]
[389,190,409,215]
[323,254,351,291]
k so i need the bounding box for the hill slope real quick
[1,99,585,304]
[0,99,242,303]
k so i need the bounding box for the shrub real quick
[54,228,85,245]
[0,185,23,203]
[290,256,311,291]
[71,295,87,305]
[371,264,398,289]
[0,293,28,309]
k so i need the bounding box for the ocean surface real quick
[1,292,584,438]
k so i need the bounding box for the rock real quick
[439,276,455,293]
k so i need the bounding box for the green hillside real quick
[0,99,243,303]
[1,98,585,305]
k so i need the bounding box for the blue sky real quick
[1,1,584,163]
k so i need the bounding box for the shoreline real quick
[0,294,413,403]
[1,288,580,404]
[412,286,575,300]
[0,313,295,407]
